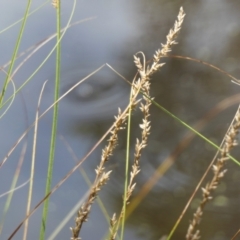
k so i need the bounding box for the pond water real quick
[1,0,240,240]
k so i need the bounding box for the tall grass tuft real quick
[2,3,240,240]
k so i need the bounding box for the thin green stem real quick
[0,0,32,106]
[150,96,240,166]
[39,1,61,239]
[120,89,133,240]
[0,1,49,35]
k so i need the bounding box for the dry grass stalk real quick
[71,171,112,240]
[70,109,126,239]
[70,81,145,239]
[231,229,240,240]
[107,81,152,240]
[186,106,240,240]
[149,6,185,75]
[108,80,152,240]
[108,213,117,240]
[108,7,185,239]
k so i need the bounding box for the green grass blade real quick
[0,0,32,106]
[0,70,16,119]
[39,1,62,239]
[0,1,49,35]
[120,89,133,240]
[150,99,240,166]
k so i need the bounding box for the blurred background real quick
[0,0,240,239]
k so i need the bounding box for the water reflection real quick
[59,64,130,121]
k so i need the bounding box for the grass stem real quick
[0,0,32,106]
[40,1,61,239]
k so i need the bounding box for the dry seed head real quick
[133,55,143,71]
[151,7,185,74]
[52,0,59,8]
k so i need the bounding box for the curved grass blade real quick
[0,0,32,106]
